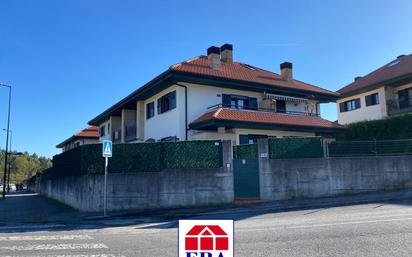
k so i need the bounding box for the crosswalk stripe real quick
[0,235,93,241]
[0,243,109,251]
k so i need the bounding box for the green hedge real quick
[269,137,324,159]
[45,140,223,179]
[233,144,258,159]
[336,114,412,140]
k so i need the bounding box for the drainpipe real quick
[170,81,188,140]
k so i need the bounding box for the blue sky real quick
[0,0,411,157]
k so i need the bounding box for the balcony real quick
[387,99,412,116]
[112,129,122,143]
[125,123,137,142]
[207,104,320,117]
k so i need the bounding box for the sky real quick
[0,0,411,157]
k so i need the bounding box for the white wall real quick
[143,85,186,141]
[337,87,386,125]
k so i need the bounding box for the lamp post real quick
[3,129,12,193]
[1,83,11,199]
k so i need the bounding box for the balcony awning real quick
[264,93,307,103]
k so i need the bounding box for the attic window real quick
[387,60,400,68]
[241,64,258,71]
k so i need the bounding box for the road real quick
[1,194,412,256]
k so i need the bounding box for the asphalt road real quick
[1,198,412,257]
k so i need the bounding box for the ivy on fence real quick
[42,140,223,179]
[269,137,324,159]
[233,144,258,159]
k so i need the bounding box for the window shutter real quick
[157,98,161,114]
[339,102,346,112]
[222,94,231,107]
[248,97,258,109]
[365,95,372,106]
[355,99,361,109]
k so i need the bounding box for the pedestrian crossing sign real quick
[102,140,113,157]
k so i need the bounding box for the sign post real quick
[102,140,113,217]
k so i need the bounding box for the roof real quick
[186,225,227,236]
[56,126,100,148]
[89,51,338,126]
[337,54,412,96]
[190,108,344,132]
[171,56,337,96]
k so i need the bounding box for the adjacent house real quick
[56,126,100,152]
[88,44,344,145]
[337,54,412,124]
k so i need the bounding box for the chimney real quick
[397,54,406,59]
[280,62,293,81]
[207,46,221,70]
[354,76,362,81]
[220,43,233,63]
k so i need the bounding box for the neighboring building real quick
[337,54,412,125]
[56,126,100,152]
[88,44,344,145]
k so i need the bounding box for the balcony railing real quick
[207,104,320,117]
[125,123,137,142]
[387,99,412,115]
[112,129,122,143]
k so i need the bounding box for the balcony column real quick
[136,101,145,141]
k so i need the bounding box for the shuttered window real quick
[365,93,379,106]
[157,91,176,114]
[339,98,361,112]
[222,94,258,109]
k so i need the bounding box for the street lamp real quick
[2,129,21,193]
[1,83,11,199]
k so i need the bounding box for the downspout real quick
[172,81,188,140]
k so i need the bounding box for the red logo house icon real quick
[185,225,229,251]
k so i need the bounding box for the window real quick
[99,125,106,136]
[239,134,268,144]
[365,93,379,106]
[222,94,258,109]
[339,98,361,112]
[398,88,412,109]
[157,91,176,114]
[146,102,155,119]
[276,100,286,113]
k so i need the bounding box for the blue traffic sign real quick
[102,140,113,157]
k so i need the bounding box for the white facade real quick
[96,82,324,144]
[337,83,412,125]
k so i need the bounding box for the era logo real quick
[179,220,234,257]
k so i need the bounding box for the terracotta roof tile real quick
[74,126,100,138]
[337,54,412,95]
[191,108,344,130]
[171,56,337,96]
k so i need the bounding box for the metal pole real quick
[2,84,11,200]
[6,131,12,193]
[104,157,108,217]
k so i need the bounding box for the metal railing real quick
[387,99,412,115]
[207,104,320,117]
[328,139,412,157]
[125,123,137,142]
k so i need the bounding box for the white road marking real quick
[0,243,109,251]
[0,235,93,241]
[0,255,125,257]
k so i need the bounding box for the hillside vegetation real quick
[0,151,51,184]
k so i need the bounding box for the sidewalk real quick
[1,189,412,228]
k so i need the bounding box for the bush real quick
[336,114,412,140]
[233,144,258,159]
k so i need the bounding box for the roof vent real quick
[354,76,362,81]
[397,54,406,59]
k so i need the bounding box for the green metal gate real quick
[233,144,260,199]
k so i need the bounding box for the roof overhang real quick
[88,70,339,126]
[338,72,412,98]
[56,136,97,148]
[189,119,345,134]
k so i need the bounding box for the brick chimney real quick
[207,46,221,70]
[220,43,233,63]
[280,62,293,81]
